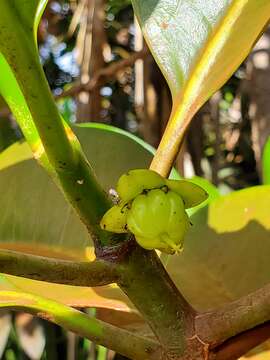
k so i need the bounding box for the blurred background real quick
[0,0,270,359]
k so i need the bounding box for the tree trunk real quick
[246,28,270,178]
[76,0,106,123]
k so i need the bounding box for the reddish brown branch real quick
[0,107,10,118]
[196,283,270,347]
[0,49,149,117]
[212,321,270,360]
[56,48,149,99]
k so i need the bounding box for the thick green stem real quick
[0,2,116,246]
[0,249,117,286]
[0,291,162,360]
[117,244,195,358]
[0,5,196,358]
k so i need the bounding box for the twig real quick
[0,291,162,360]
[0,107,10,118]
[56,48,149,99]
[196,282,270,347]
[1,3,113,246]
[0,249,117,286]
[0,49,149,117]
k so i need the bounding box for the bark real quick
[76,0,107,122]
[0,249,118,286]
[246,28,270,178]
[134,21,172,149]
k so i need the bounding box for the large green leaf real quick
[165,185,270,311]
[0,123,155,258]
[0,122,215,257]
[0,123,156,310]
[0,123,217,311]
[132,1,270,97]
[262,137,270,184]
[132,0,270,172]
[0,0,48,154]
[7,0,47,39]
[1,127,270,319]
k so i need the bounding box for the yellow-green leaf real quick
[0,1,47,42]
[164,185,270,311]
[132,0,270,175]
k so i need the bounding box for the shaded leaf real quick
[164,185,270,311]
[0,123,216,312]
[187,176,220,215]
[0,274,132,312]
[0,124,156,258]
[0,124,157,310]
[7,0,47,39]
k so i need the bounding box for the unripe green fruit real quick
[100,202,129,233]
[127,189,190,254]
[117,169,165,202]
[100,169,208,254]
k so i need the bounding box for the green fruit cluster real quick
[100,169,208,254]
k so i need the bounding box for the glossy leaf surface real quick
[132,0,270,173]
[165,185,270,311]
[132,1,270,97]
[1,139,270,315]
[0,123,217,311]
[0,124,155,258]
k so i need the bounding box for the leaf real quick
[164,185,270,311]
[245,353,270,360]
[262,137,270,184]
[0,124,157,310]
[0,273,132,312]
[186,176,220,215]
[0,123,218,311]
[6,0,48,40]
[0,124,154,258]
[0,123,211,258]
[0,124,217,313]
[132,0,270,170]
[0,1,47,47]
[0,43,40,150]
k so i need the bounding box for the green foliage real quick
[132,0,270,174]
[165,185,270,310]
[0,0,270,359]
[0,124,154,257]
[132,0,270,98]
